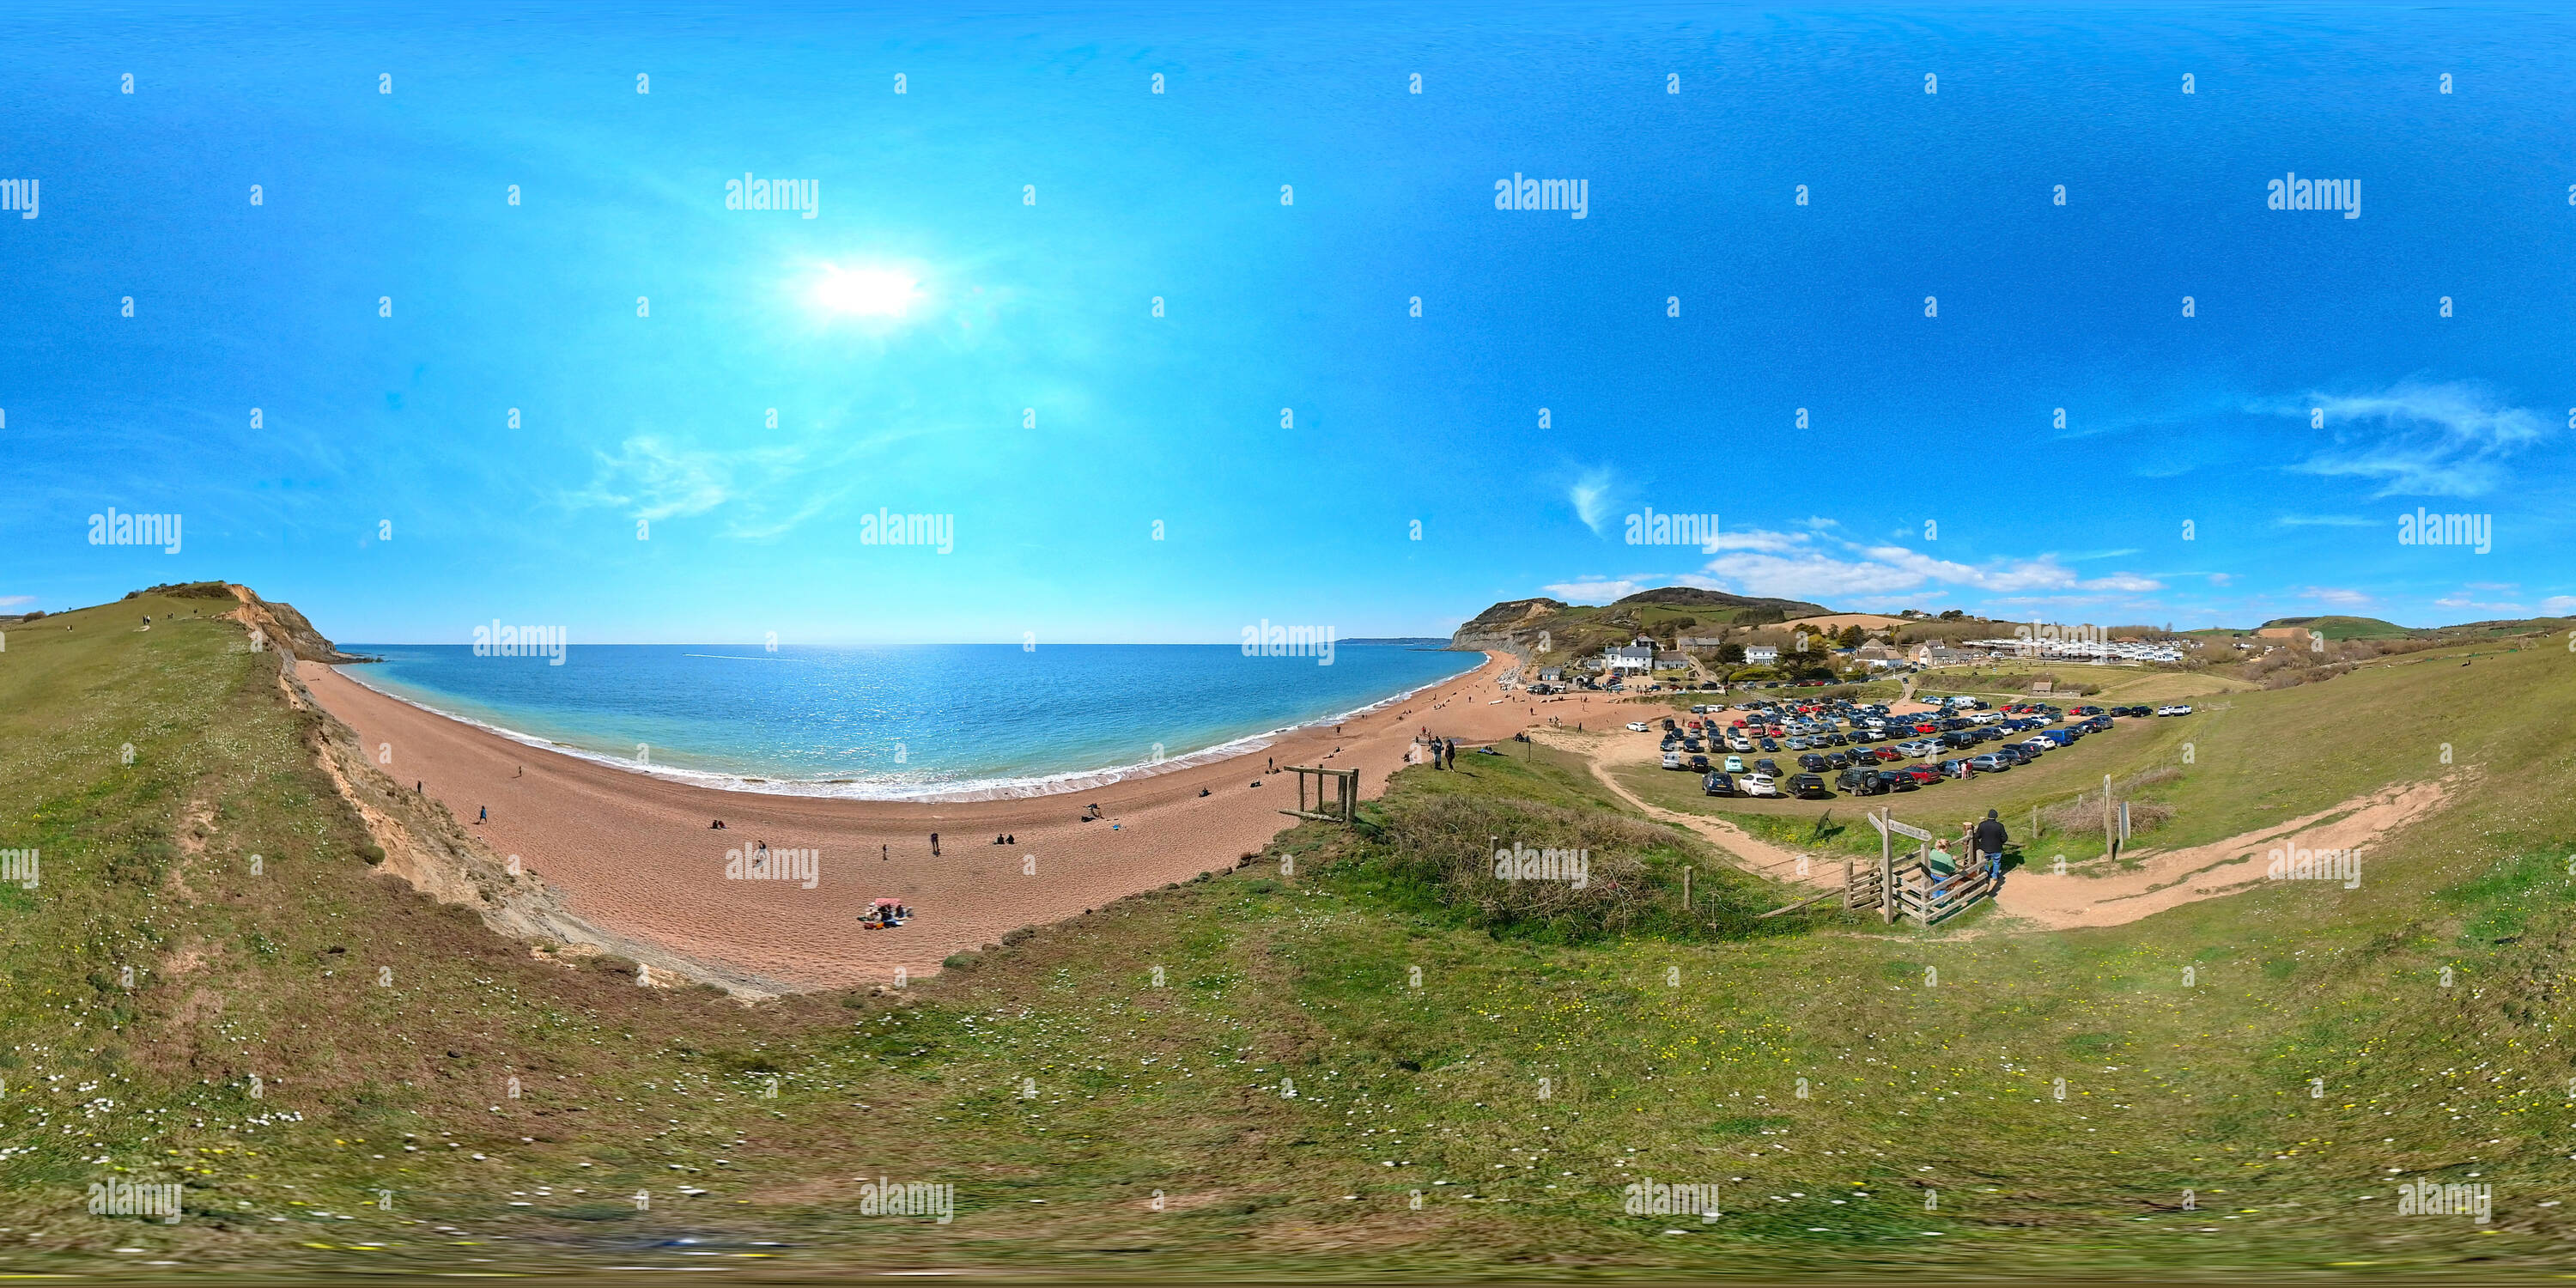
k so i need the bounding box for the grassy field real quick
[3,594,2573,1278]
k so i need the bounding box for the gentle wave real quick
[333,652,1485,803]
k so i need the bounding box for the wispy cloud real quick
[2299,586,2372,607]
[1686,529,2164,602]
[562,435,839,539]
[2272,513,2372,528]
[1567,468,1616,536]
[2541,595,2576,616]
[2433,592,2523,613]
[2281,380,2552,497]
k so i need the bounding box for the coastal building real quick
[1743,645,1779,665]
[1537,667,1563,682]
[1602,638,1657,674]
[1676,636,1726,650]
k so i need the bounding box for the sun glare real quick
[813,265,923,318]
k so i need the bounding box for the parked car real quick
[2158,704,2195,716]
[1741,774,1782,798]
[1755,758,1783,777]
[1788,773,1833,799]
[1825,751,1852,769]
[1900,765,1943,786]
[1625,721,1652,732]
[1758,738,1780,752]
[1662,751,1685,769]
[1968,752,2012,772]
[1689,754,1710,771]
[1682,737,1704,752]
[1702,771,1736,797]
[1723,755,1746,773]
[1798,753,1831,771]
[1884,769,1921,791]
[1836,767,1886,795]
[1873,746,1905,763]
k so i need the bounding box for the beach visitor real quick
[1975,809,2009,884]
[930,832,940,856]
[477,805,487,823]
[881,844,888,862]
[1005,834,1014,844]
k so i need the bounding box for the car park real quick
[1788,773,1832,799]
[1689,753,1710,771]
[1900,765,1942,786]
[1755,758,1783,777]
[1798,753,1829,771]
[1968,752,2011,772]
[1835,767,1883,794]
[1741,774,1781,798]
[1722,755,1746,773]
[1702,771,1736,797]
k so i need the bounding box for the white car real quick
[2155,704,2193,716]
[1662,751,1685,769]
[1741,774,1781,798]
[1626,721,1653,732]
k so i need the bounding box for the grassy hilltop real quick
[2,592,2573,1279]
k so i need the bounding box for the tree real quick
[1837,624,1865,648]
[1716,642,1746,665]
[1938,609,1965,621]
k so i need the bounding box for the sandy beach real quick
[302,653,1564,990]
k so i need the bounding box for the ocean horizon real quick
[339,641,1486,800]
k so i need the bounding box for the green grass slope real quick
[2,595,2571,1279]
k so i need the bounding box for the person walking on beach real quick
[930,832,940,856]
[477,805,487,824]
[882,844,889,862]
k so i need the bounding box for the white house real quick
[1602,638,1656,674]
[1743,645,1779,665]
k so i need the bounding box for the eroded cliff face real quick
[221,584,375,664]
[1450,598,1567,665]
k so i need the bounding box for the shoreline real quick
[333,651,1485,805]
[301,650,1558,990]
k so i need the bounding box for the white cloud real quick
[565,435,829,538]
[2283,380,2553,497]
[1541,579,1643,605]
[2272,514,2372,528]
[2300,586,2372,607]
[1686,529,2163,603]
[1568,468,1616,535]
[2433,594,2522,613]
[2541,596,2576,616]
[0,594,33,608]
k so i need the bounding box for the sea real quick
[338,642,1484,800]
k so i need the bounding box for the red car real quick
[1873,746,1905,762]
[1901,764,1942,785]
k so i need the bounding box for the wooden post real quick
[1879,809,1893,925]
[1682,866,1692,910]
[2102,773,2115,860]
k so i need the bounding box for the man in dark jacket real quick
[1973,809,2009,881]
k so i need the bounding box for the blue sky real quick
[6,1,2573,641]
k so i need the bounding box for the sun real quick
[813,264,922,318]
